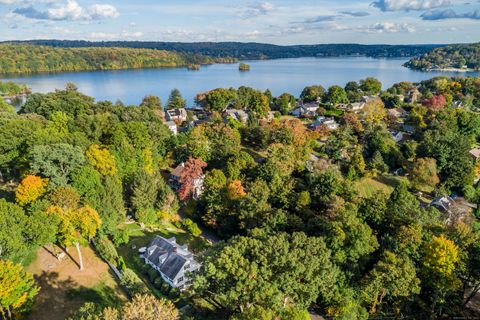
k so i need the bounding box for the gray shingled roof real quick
[160,254,187,280]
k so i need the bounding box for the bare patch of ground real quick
[26,245,127,320]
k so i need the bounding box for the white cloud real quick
[371,0,451,11]
[239,1,274,19]
[362,22,416,33]
[13,0,119,21]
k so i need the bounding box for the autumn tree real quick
[410,157,440,191]
[423,94,447,112]
[121,294,179,320]
[422,234,460,315]
[227,180,246,200]
[178,157,207,201]
[15,175,48,206]
[86,144,117,176]
[363,98,386,124]
[47,205,102,271]
[0,260,39,320]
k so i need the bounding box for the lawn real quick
[117,221,210,300]
[26,245,127,320]
[355,175,408,198]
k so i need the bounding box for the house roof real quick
[145,236,198,280]
[171,163,185,178]
[470,148,480,159]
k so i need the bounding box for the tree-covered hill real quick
[405,42,480,71]
[7,40,442,60]
[0,44,234,74]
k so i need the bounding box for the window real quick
[177,276,184,284]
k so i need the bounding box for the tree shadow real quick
[59,246,81,270]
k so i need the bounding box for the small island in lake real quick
[239,63,250,71]
[187,64,200,71]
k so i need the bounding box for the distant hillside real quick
[6,40,443,60]
[0,44,234,74]
[405,42,480,71]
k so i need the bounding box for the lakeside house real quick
[309,116,339,131]
[223,108,249,123]
[338,102,365,113]
[166,108,188,123]
[406,88,420,104]
[141,236,200,289]
[291,102,319,118]
[387,107,408,120]
[170,163,205,199]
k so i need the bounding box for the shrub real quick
[154,277,163,289]
[120,268,149,295]
[183,218,202,237]
[141,263,151,275]
[117,256,127,271]
[136,208,158,226]
[95,237,118,263]
[148,268,158,282]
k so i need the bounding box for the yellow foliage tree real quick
[86,144,117,176]
[423,234,459,281]
[363,98,386,124]
[15,175,48,206]
[227,180,247,200]
[47,205,102,271]
[0,260,39,320]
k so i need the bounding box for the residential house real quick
[224,109,249,123]
[387,107,408,120]
[166,121,178,135]
[170,163,205,199]
[309,116,339,131]
[406,88,420,104]
[469,148,480,161]
[361,96,378,103]
[291,102,319,118]
[337,102,365,113]
[390,131,404,143]
[166,108,188,123]
[141,236,201,289]
[430,196,475,225]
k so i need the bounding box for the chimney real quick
[172,246,177,253]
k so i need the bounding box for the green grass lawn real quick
[355,175,408,198]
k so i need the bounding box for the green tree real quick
[31,143,85,186]
[194,232,340,315]
[361,251,420,315]
[300,85,325,102]
[360,77,382,95]
[324,85,349,106]
[166,89,186,110]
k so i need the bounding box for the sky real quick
[0,0,479,44]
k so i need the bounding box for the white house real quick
[309,116,339,131]
[291,102,319,118]
[141,236,201,289]
[166,108,188,122]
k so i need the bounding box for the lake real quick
[2,57,480,106]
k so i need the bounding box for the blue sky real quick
[1,0,479,44]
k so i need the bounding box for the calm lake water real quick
[2,57,480,105]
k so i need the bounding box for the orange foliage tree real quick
[178,158,207,201]
[15,175,48,206]
[227,180,246,200]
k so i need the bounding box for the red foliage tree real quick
[178,157,207,201]
[423,94,446,112]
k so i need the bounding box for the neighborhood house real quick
[170,162,205,199]
[166,108,188,123]
[141,236,201,289]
